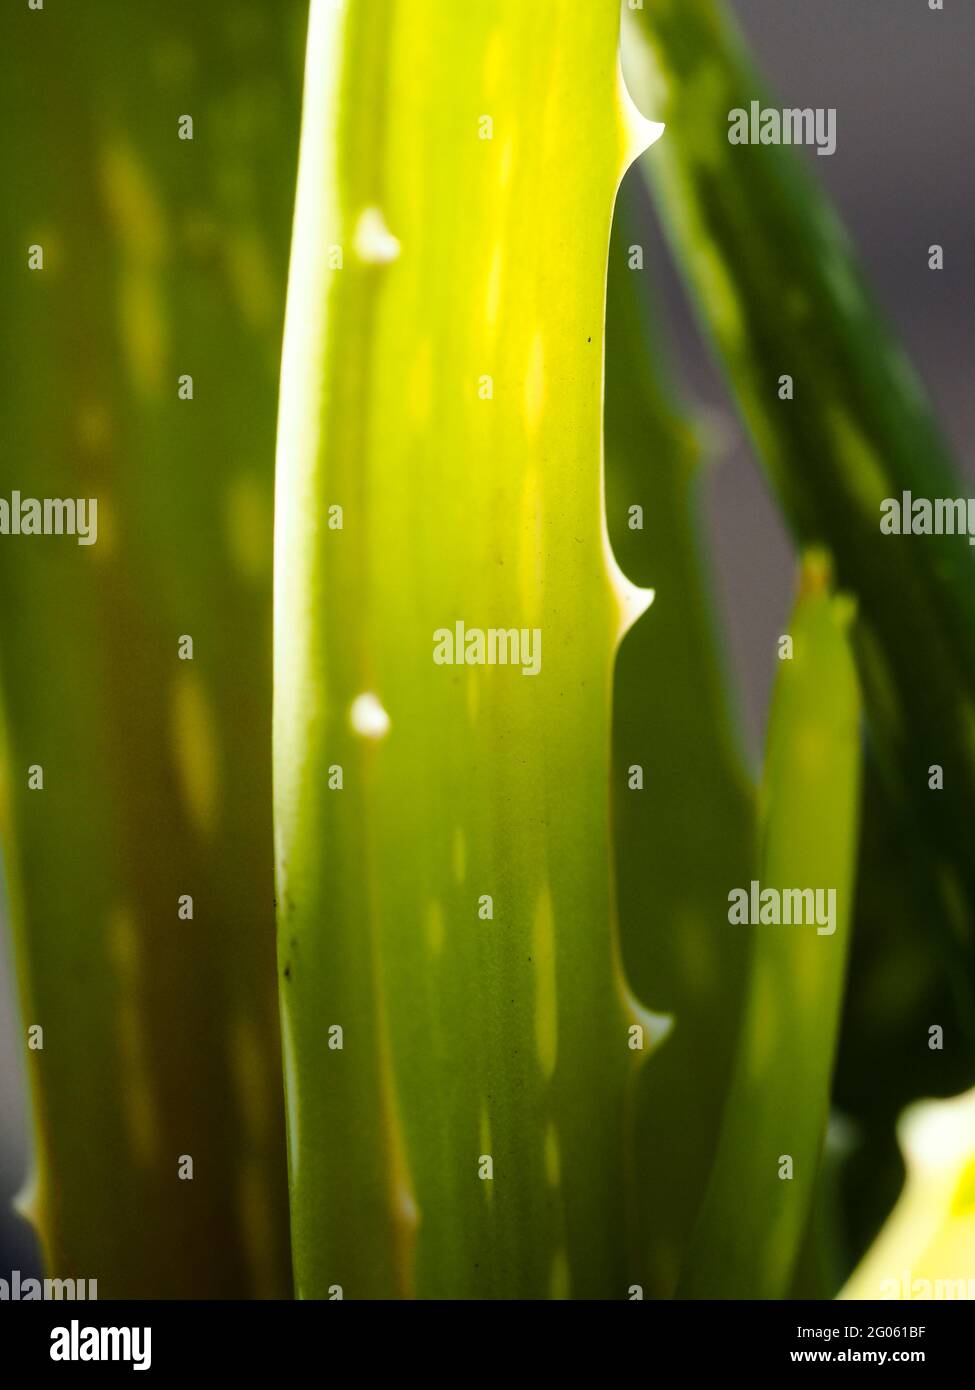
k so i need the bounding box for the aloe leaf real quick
[275,0,664,1299]
[606,178,756,1295]
[625,0,975,1019]
[678,555,862,1298]
[0,1,303,1296]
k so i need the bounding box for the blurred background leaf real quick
[607,179,755,1296]
[679,555,862,1298]
[0,0,307,1296]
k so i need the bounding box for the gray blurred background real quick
[2,0,973,1281]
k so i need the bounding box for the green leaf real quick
[677,554,862,1298]
[274,0,663,1299]
[0,0,303,1297]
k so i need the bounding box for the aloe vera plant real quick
[0,0,970,1310]
[0,1,302,1296]
[274,0,668,1299]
